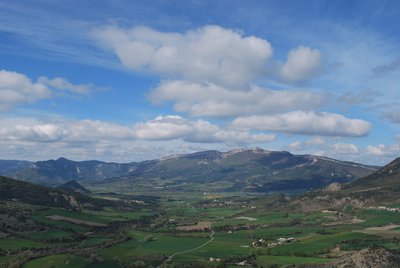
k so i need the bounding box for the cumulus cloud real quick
[366,144,400,157]
[231,111,372,137]
[0,70,102,111]
[0,117,134,142]
[0,115,275,145]
[94,25,273,88]
[94,25,322,87]
[288,141,303,151]
[0,70,51,111]
[149,80,326,117]
[333,143,359,154]
[279,46,322,83]
[306,136,326,145]
[134,115,275,143]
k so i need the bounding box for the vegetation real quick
[0,156,399,267]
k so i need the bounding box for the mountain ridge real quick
[0,148,378,193]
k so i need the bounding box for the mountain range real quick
[0,148,377,193]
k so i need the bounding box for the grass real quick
[0,238,49,250]
[356,209,400,227]
[141,236,210,253]
[267,232,378,256]
[23,254,88,268]
[78,237,112,247]
[36,208,115,224]
[200,207,245,218]
[4,195,400,267]
[32,213,89,232]
[29,229,73,240]
[81,209,157,221]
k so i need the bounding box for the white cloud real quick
[306,136,326,145]
[95,25,273,88]
[333,143,359,155]
[0,117,135,142]
[288,137,326,152]
[134,115,276,144]
[0,115,279,162]
[0,70,51,111]
[366,144,400,157]
[0,115,275,145]
[289,141,303,151]
[149,80,326,117]
[95,25,322,87]
[0,70,103,111]
[279,46,322,83]
[231,111,372,137]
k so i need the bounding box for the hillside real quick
[338,157,400,202]
[285,157,400,212]
[56,180,91,194]
[348,157,400,190]
[0,176,111,210]
[99,148,376,193]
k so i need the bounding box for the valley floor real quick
[1,191,400,268]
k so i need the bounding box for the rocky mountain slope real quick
[336,248,400,268]
[102,148,376,193]
[0,148,377,193]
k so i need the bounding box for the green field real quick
[2,193,400,268]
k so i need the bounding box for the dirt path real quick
[163,225,215,265]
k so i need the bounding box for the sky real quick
[0,0,399,165]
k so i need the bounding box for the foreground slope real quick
[0,176,110,210]
[288,157,400,212]
[348,157,400,190]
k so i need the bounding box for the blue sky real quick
[0,0,399,164]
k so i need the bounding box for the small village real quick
[251,237,295,248]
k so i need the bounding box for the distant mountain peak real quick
[56,157,72,162]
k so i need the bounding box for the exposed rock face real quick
[336,248,400,268]
[324,182,342,192]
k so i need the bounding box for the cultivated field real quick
[1,193,400,267]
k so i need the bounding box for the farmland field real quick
[1,192,400,268]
